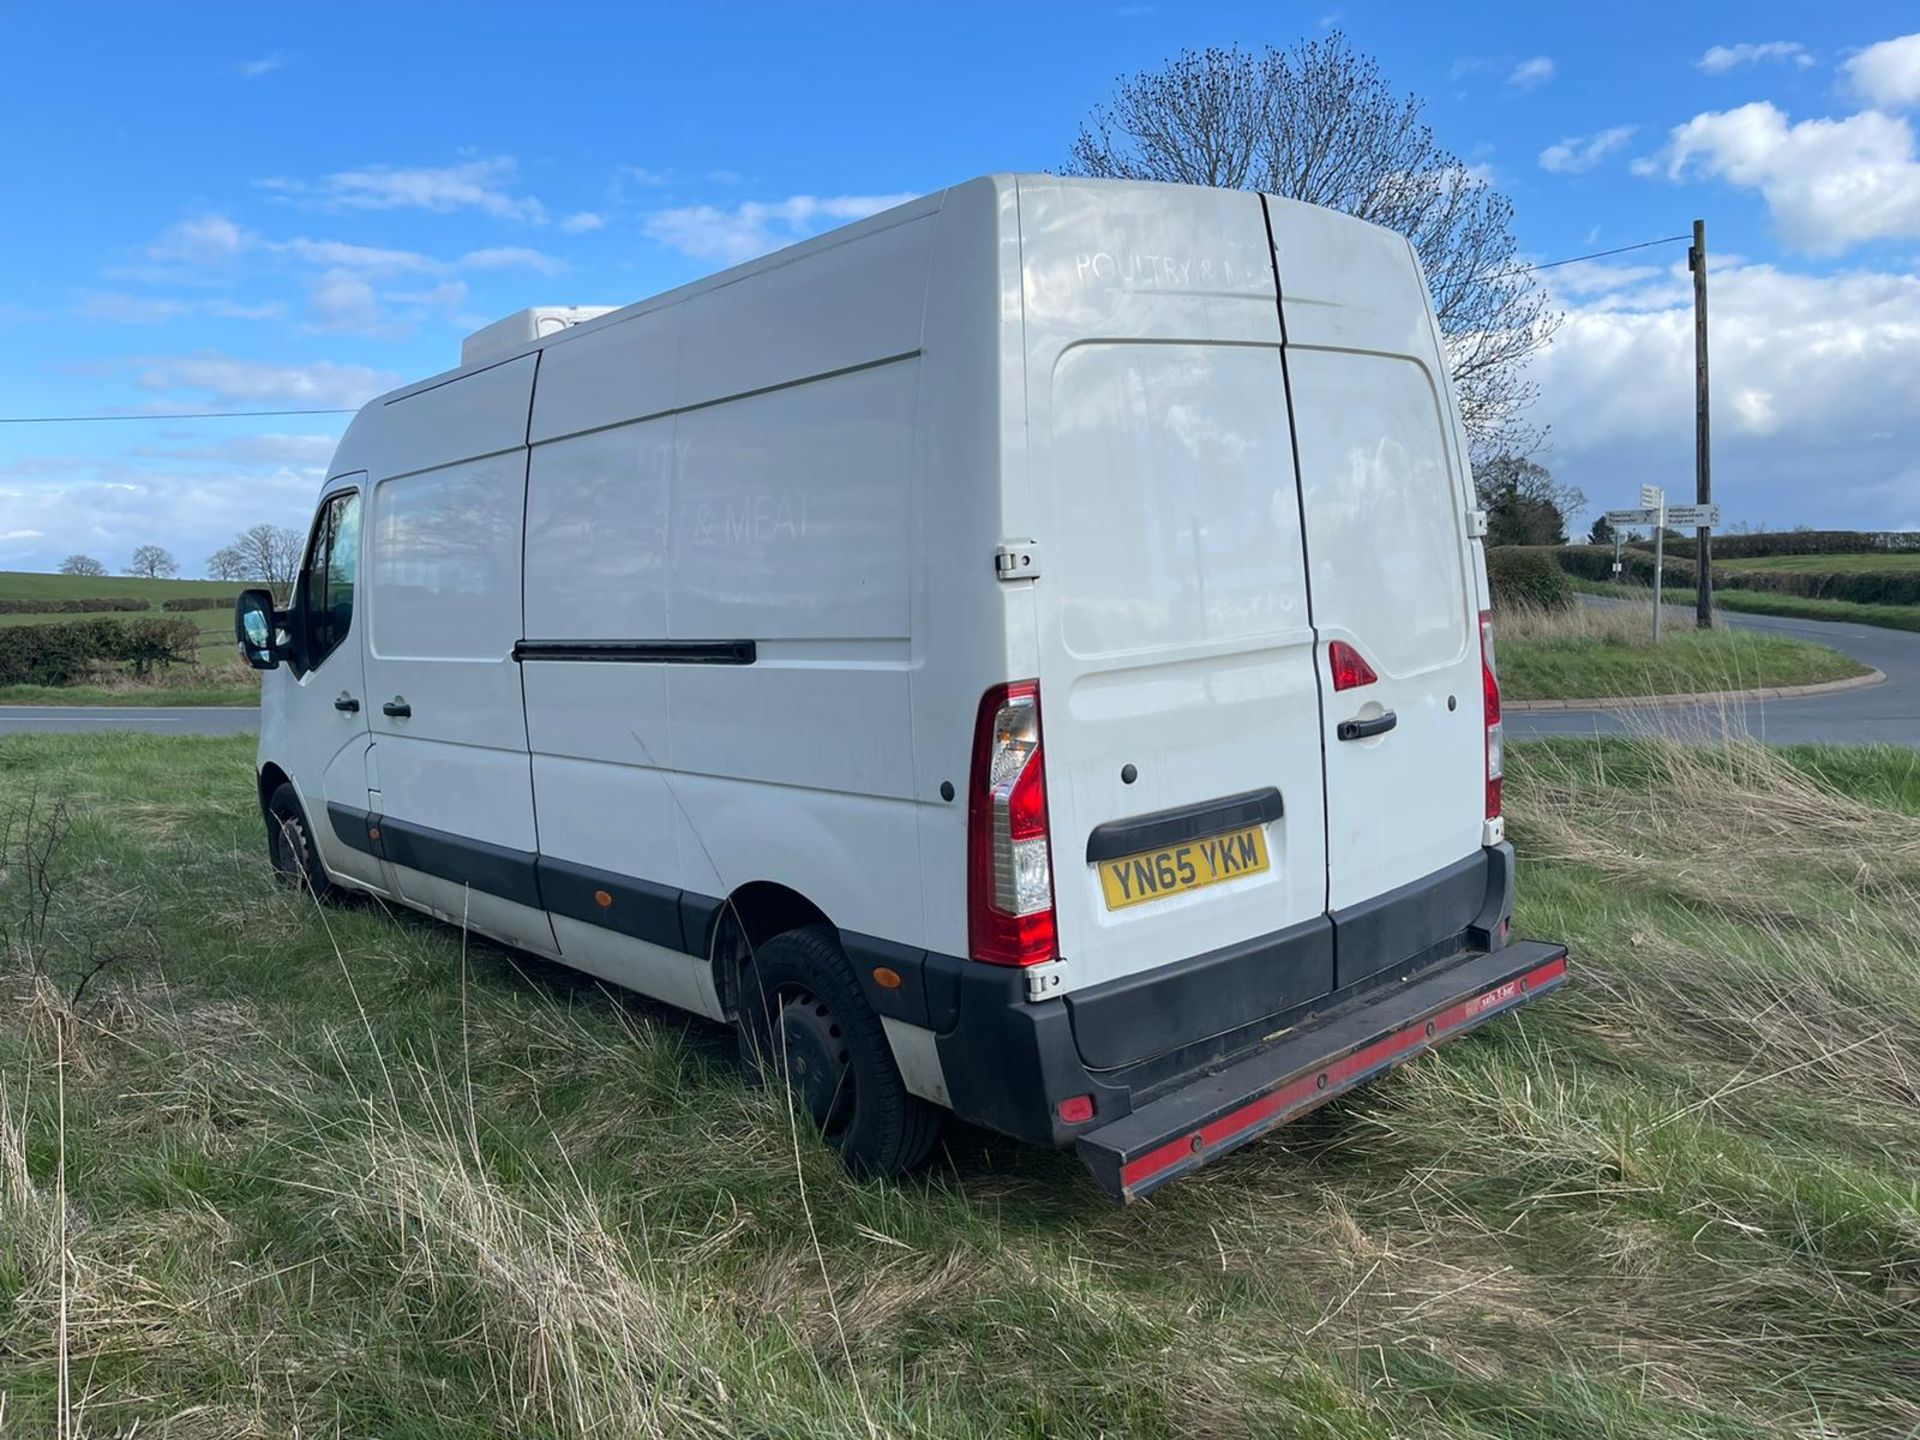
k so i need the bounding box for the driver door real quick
[279,477,383,891]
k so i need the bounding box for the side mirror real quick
[234,588,282,670]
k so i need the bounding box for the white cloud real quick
[271,236,438,275]
[644,192,918,265]
[133,355,400,409]
[1539,126,1636,174]
[1655,101,1920,252]
[147,214,251,266]
[1697,41,1813,74]
[78,293,287,324]
[559,211,605,233]
[261,156,547,222]
[238,52,286,78]
[459,246,566,274]
[1847,32,1920,110]
[1507,56,1554,90]
[135,433,339,466]
[1531,258,1920,528]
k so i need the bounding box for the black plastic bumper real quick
[1076,940,1567,1200]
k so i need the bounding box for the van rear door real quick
[1263,196,1489,989]
[1016,180,1332,1054]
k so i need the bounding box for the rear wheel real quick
[264,782,335,900]
[738,924,942,1178]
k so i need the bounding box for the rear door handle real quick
[382,697,412,718]
[333,693,360,713]
[1337,711,1397,741]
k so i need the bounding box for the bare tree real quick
[207,523,303,591]
[125,544,178,580]
[57,554,106,577]
[1068,35,1558,457]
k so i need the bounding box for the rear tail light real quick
[1328,640,1377,691]
[968,681,1058,966]
[1480,610,1503,823]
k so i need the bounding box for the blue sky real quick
[3,1,1919,573]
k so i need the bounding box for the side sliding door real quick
[358,354,556,956]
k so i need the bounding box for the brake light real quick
[1481,610,1503,824]
[1329,640,1377,691]
[968,681,1058,966]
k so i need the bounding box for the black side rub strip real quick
[1085,787,1283,864]
[514,639,756,665]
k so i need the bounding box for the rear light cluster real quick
[1480,609,1503,827]
[967,681,1058,966]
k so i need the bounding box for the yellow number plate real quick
[1098,825,1271,911]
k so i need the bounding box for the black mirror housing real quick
[234,588,281,670]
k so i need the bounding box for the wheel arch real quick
[705,880,833,1019]
[257,761,293,818]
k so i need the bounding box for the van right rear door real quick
[1263,196,1489,989]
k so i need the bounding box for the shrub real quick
[1486,547,1575,611]
[161,597,239,612]
[1648,529,1920,560]
[0,597,147,614]
[0,616,203,685]
[1548,545,1695,587]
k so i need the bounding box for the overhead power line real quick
[0,232,1697,427]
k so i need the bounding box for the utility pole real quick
[1690,218,1712,629]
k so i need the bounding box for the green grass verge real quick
[0,682,258,707]
[0,732,1915,1436]
[1572,577,1920,633]
[1497,614,1866,702]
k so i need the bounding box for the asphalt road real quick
[0,607,1913,745]
[1509,606,1919,746]
[0,705,261,736]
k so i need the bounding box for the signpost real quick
[1641,487,1667,641]
[1603,497,1725,643]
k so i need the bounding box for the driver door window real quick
[296,490,360,675]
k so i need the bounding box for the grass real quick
[1495,597,1867,701]
[1572,577,1920,635]
[0,570,259,705]
[1719,552,1920,574]
[0,731,1916,1436]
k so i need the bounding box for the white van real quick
[236,174,1566,1200]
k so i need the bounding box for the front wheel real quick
[264,782,336,900]
[738,924,942,1178]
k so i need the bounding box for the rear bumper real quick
[1075,941,1566,1200]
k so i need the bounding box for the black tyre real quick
[264,782,336,900]
[738,924,942,1178]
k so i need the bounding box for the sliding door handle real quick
[1337,711,1397,742]
[382,697,412,718]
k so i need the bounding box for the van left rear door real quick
[359,355,556,955]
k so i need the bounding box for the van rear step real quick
[1077,941,1567,1201]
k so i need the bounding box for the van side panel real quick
[520,213,937,1002]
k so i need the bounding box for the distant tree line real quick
[55,523,304,592]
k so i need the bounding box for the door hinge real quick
[995,540,1041,582]
[1466,508,1489,539]
[1025,958,1068,1002]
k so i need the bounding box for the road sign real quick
[1605,508,1662,526]
[1640,484,1665,509]
[1664,503,1722,528]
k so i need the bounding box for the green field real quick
[0,569,257,704]
[0,732,1914,1437]
[1715,551,1920,574]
